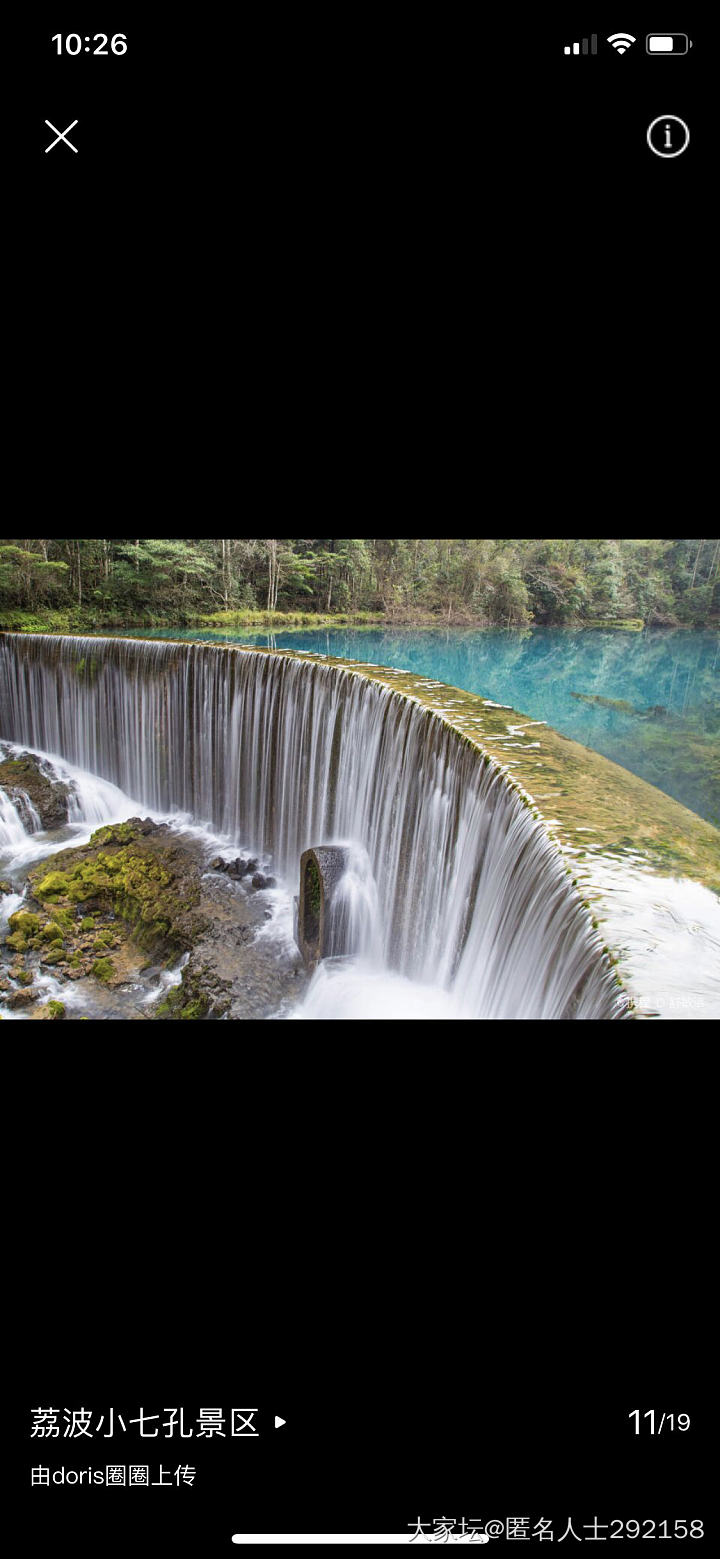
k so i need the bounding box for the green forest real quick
[1,537,718,632]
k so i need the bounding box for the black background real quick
[15,1054,712,1553]
[17,9,708,501]
[29,13,702,207]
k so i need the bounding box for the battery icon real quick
[646,34,691,54]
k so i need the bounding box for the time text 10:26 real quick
[51,35,128,56]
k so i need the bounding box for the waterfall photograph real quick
[1,537,718,1022]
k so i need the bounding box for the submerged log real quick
[296,845,351,969]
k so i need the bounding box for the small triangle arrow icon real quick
[274,1416,286,1429]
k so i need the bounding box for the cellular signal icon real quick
[564,35,597,55]
[607,33,637,54]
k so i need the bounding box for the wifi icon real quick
[607,33,637,54]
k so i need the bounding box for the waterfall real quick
[323,843,383,962]
[0,633,627,1019]
[0,739,150,835]
[0,787,37,849]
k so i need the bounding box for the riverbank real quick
[4,609,711,636]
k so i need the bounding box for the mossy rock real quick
[154,968,210,1021]
[8,910,41,936]
[156,990,210,1021]
[34,870,71,899]
[5,931,28,953]
[39,1000,66,1020]
[0,879,13,895]
[93,931,115,950]
[39,921,64,942]
[14,969,34,987]
[40,948,66,967]
[90,822,138,846]
[24,821,208,980]
[91,957,114,983]
[0,754,70,829]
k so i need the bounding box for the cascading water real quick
[322,843,383,962]
[0,739,154,875]
[0,788,36,850]
[0,633,628,1019]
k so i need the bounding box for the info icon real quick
[646,114,690,158]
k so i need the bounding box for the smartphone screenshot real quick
[14,10,709,1555]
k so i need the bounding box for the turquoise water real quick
[116,627,720,826]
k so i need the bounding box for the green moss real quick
[15,969,34,987]
[66,861,116,899]
[154,974,209,1021]
[41,948,65,966]
[23,821,202,981]
[90,822,137,846]
[39,921,64,942]
[35,870,71,899]
[5,931,27,952]
[43,1000,66,1020]
[306,856,321,917]
[8,910,41,936]
[91,957,114,983]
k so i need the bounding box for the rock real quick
[224,857,247,878]
[7,987,36,1008]
[27,819,209,961]
[91,957,115,983]
[0,879,13,895]
[38,1000,65,1020]
[5,931,28,953]
[227,857,258,878]
[0,753,71,830]
[210,856,227,872]
[8,911,41,937]
[251,873,276,891]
